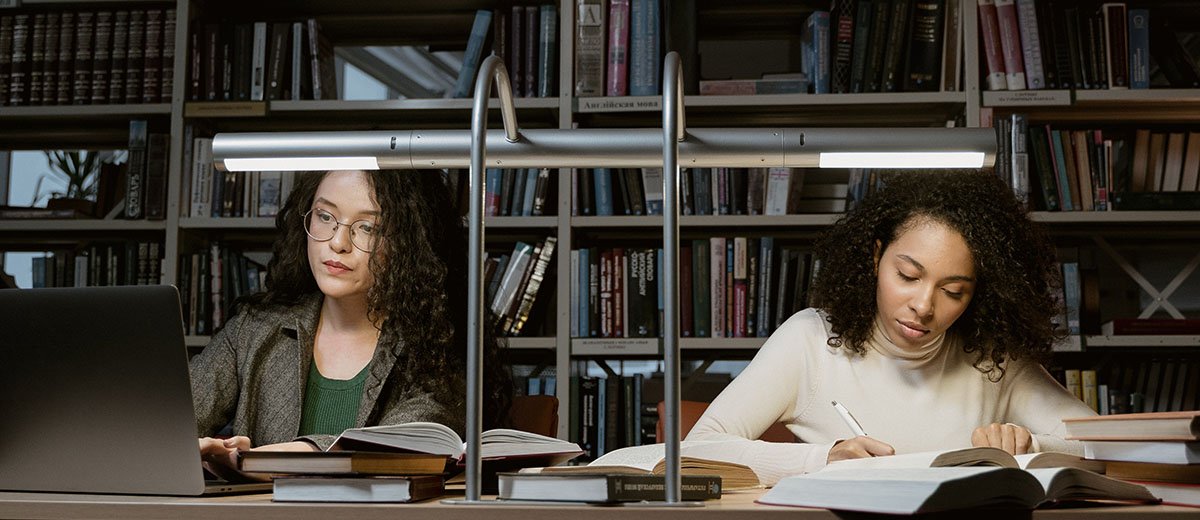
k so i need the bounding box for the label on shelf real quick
[576,96,662,113]
[571,337,659,355]
[983,90,1071,106]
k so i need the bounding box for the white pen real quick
[831,400,868,437]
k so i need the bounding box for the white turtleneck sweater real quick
[686,309,1097,486]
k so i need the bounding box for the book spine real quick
[902,0,945,91]
[881,0,910,92]
[604,475,722,501]
[452,10,494,98]
[144,134,168,220]
[574,0,606,96]
[0,16,12,106]
[523,6,538,97]
[1102,3,1128,89]
[110,11,129,103]
[849,0,873,93]
[830,0,855,93]
[509,6,524,95]
[126,10,145,103]
[606,0,630,96]
[28,13,45,105]
[72,12,94,104]
[142,9,162,103]
[8,14,30,105]
[863,0,890,92]
[40,12,59,105]
[978,0,1007,90]
[90,11,113,104]
[628,0,660,96]
[249,22,267,101]
[1015,0,1045,89]
[995,0,1026,90]
[160,9,175,102]
[124,120,148,219]
[538,4,557,97]
[1127,9,1149,89]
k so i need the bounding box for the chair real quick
[655,400,795,443]
[509,395,559,438]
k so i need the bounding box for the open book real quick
[824,446,1106,473]
[522,441,760,490]
[760,466,1157,515]
[330,422,583,467]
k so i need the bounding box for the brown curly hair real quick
[810,170,1063,380]
[244,169,512,429]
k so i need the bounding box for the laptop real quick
[0,285,270,496]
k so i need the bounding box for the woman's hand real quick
[971,423,1033,455]
[827,436,895,463]
[198,436,253,481]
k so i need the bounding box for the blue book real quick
[1061,262,1081,335]
[452,10,494,98]
[1049,130,1074,211]
[596,378,607,456]
[725,239,734,337]
[541,375,557,397]
[578,248,590,337]
[486,168,503,216]
[593,168,614,216]
[522,168,538,216]
[804,11,831,93]
[527,376,543,396]
[629,0,661,96]
[510,168,528,216]
[1128,10,1150,89]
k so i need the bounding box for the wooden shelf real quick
[187,335,557,350]
[680,337,766,350]
[487,216,559,229]
[984,88,1200,123]
[572,215,842,228]
[1032,212,1200,224]
[178,218,276,229]
[1085,335,1200,348]
[0,104,172,118]
[0,220,167,232]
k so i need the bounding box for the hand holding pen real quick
[826,401,895,463]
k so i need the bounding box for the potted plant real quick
[31,150,119,216]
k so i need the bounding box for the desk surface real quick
[0,490,1194,520]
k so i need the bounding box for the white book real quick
[1083,441,1200,465]
[250,22,267,101]
[640,168,663,215]
[491,242,534,317]
[764,167,790,215]
[273,475,444,503]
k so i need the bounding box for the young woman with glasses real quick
[190,170,510,479]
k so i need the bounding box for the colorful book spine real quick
[994,0,1026,90]
[628,0,660,96]
[574,0,606,96]
[978,0,1007,90]
[606,0,630,96]
[1015,0,1045,89]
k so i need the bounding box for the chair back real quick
[510,395,559,437]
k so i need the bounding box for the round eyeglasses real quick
[303,208,378,253]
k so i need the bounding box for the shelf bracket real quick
[1092,236,1200,319]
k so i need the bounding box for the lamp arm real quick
[661,51,684,503]
[465,55,523,502]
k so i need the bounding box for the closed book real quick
[995,0,1026,90]
[628,0,660,96]
[1137,481,1200,507]
[499,472,720,502]
[124,120,148,219]
[272,475,444,503]
[1085,441,1200,466]
[537,4,557,97]
[141,9,163,103]
[160,9,174,102]
[0,16,12,105]
[110,11,128,103]
[523,6,537,97]
[238,451,449,475]
[1064,411,1200,441]
[89,11,112,104]
[978,0,1006,90]
[72,12,94,104]
[606,0,631,96]
[125,10,145,103]
[902,0,944,91]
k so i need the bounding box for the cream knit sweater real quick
[686,309,1096,486]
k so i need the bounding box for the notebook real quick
[0,286,270,496]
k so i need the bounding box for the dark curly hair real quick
[244,169,512,429]
[810,170,1062,380]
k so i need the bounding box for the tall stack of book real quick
[1065,410,1200,507]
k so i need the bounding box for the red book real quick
[978,0,1007,90]
[995,0,1026,90]
[606,0,630,96]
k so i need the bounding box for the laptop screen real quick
[0,286,208,495]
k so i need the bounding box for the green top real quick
[298,361,370,437]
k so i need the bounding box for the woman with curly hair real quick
[191,169,510,477]
[686,170,1094,486]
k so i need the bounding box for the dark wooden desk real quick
[0,490,1195,520]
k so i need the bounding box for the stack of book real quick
[1065,410,1200,507]
[238,451,448,503]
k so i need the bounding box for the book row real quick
[979,0,1199,91]
[996,114,1200,213]
[177,243,267,336]
[187,18,335,102]
[572,168,850,217]
[490,4,560,99]
[1077,357,1200,415]
[569,238,821,340]
[484,168,557,217]
[0,9,175,106]
[28,241,162,288]
[486,236,558,337]
[182,136,293,218]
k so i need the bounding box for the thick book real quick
[1064,411,1200,441]
[759,466,1156,515]
[528,440,760,490]
[330,422,583,466]
[498,472,720,502]
[825,446,1106,473]
[237,450,448,475]
[1104,459,1200,483]
[272,474,444,503]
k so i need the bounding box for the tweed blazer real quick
[189,292,466,450]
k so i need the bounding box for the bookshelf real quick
[3,0,1198,441]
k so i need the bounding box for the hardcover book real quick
[273,474,444,503]
[331,422,583,467]
[498,472,720,502]
[238,451,449,476]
